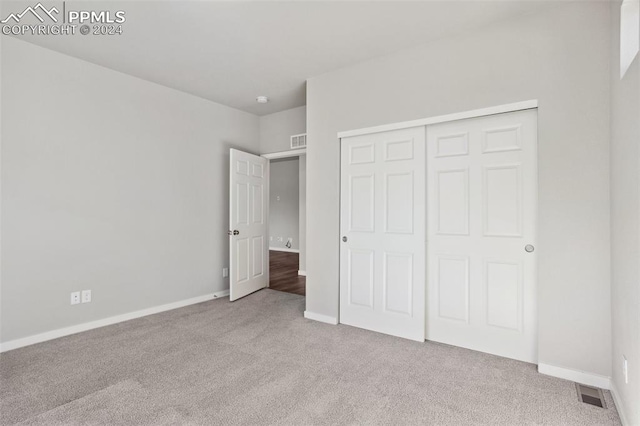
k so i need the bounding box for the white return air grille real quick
[290,133,307,149]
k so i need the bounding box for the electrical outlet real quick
[276,196,281,201]
[222,267,229,278]
[70,291,80,305]
[81,290,92,303]
[623,356,628,384]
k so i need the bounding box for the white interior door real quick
[426,109,537,362]
[229,149,269,301]
[340,127,426,342]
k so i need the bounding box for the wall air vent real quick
[290,133,307,149]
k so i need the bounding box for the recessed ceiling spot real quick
[256,96,269,104]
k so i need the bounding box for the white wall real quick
[260,106,306,154]
[610,1,640,424]
[306,2,612,378]
[269,158,300,250]
[0,37,260,344]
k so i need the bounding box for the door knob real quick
[228,230,240,236]
[525,244,534,253]
[342,236,348,242]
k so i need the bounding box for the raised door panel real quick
[483,125,521,153]
[348,249,374,308]
[483,165,522,237]
[384,139,414,162]
[436,133,469,158]
[236,237,249,283]
[349,175,375,232]
[350,143,375,165]
[436,256,469,323]
[252,236,264,278]
[485,260,521,331]
[436,169,469,236]
[385,172,414,234]
[236,183,249,225]
[383,252,413,316]
[251,184,264,224]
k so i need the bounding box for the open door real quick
[229,149,269,301]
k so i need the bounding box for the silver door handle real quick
[228,230,240,236]
[525,244,534,253]
[342,236,348,242]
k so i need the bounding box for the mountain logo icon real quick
[1,3,59,24]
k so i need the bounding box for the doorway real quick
[268,155,306,296]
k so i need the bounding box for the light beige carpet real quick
[0,289,622,425]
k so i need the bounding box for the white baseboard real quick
[0,290,229,353]
[269,247,299,253]
[610,381,629,426]
[304,310,338,325]
[538,363,611,389]
[298,270,306,276]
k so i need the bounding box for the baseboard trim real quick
[269,247,299,253]
[304,310,338,325]
[0,290,229,353]
[298,270,306,276]
[538,363,611,389]
[610,381,629,426]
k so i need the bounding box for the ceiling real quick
[5,1,563,115]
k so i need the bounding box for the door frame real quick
[337,100,538,334]
[261,148,307,283]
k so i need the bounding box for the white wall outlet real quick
[70,291,80,305]
[81,290,92,303]
[623,355,628,384]
[222,267,229,278]
[270,236,273,242]
[276,195,281,201]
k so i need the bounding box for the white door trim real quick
[337,100,538,139]
[262,148,306,160]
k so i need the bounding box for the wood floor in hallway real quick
[269,250,305,296]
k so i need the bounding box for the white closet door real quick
[340,127,426,342]
[426,109,537,362]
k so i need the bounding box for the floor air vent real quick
[576,383,606,408]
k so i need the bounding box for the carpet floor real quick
[1,289,622,425]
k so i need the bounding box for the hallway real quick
[269,250,305,296]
